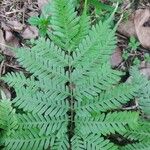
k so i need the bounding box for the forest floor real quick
[0,0,150,107]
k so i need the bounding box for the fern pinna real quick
[0,0,150,149]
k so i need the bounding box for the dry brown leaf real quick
[140,68,150,79]
[0,29,6,51]
[127,67,150,82]
[0,86,11,100]
[1,22,11,31]
[4,31,20,57]
[28,11,39,17]
[7,20,24,32]
[4,37,19,57]
[38,0,50,9]
[118,15,136,37]
[0,29,16,57]
[110,47,122,68]
[140,61,150,79]
[21,26,38,39]
[6,35,20,48]
[5,30,14,42]
[140,61,150,68]
[134,9,150,49]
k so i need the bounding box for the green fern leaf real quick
[48,0,89,51]
[75,111,138,135]
[121,142,150,150]
[72,134,118,150]
[0,100,17,133]
[124,120,150,142]
[0,0,150,149]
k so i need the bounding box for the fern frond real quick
[73,65,123,101]
[4,129,56,150]
[129,67,150,115]
[49,0,87,51]
[17,113,68,136]
[2,72,38,92]
[0,102,68,150]
[123,120,150,142]
[75,111,138,135]
[137,82,150,115]
[1,1,150,149]
[2,72,69,116]
[52,135,69,150]
[72,20,116,68]
[0,100,18,147]
[71,5,90,50]
[121,142,150,150]
[0,100,17,133]
[4,131,68,150]
[17,50,66,80]
[71,20,117,101]
[71,135,85,150]
[71,134,118,150]
[15,40,68,82]
[13,88,69,116]
[75,82,141,115]
[2,72,69,96]
[27,38,69,67]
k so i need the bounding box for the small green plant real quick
[88,0,114,13]
[28,2,52,36]
[0,0,150,150]
[133,57,140,66]
[28,16,50,36]
[122,36,140,65]
[122,50,129,61]
[144,53,150,63]
[128,36,140,52]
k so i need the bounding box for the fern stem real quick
[84,0,88,13]
[67,51,75,149]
